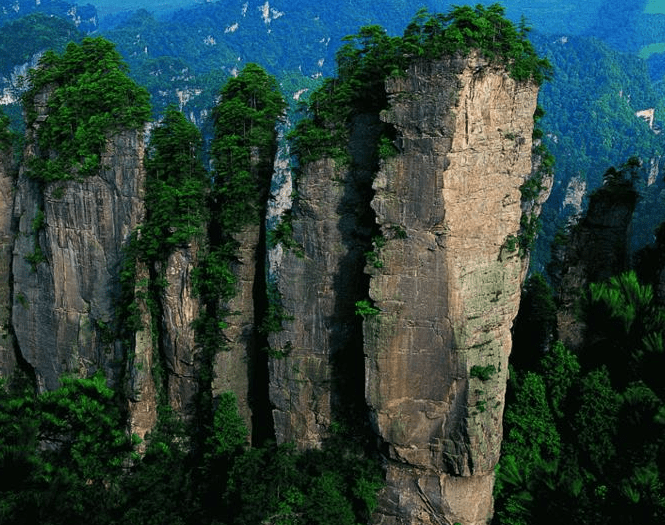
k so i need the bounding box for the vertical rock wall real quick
[268,114,381,447]
[555,181,638,350]
[267,156,370,447]
[11,95,146,391]
[214,226,260,436]
[365,56,538,525]
[0,144,15,379]
[161,243,201,419]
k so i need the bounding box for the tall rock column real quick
[0,140,15,379]
[11,115,146,392]
[365,56,539,525]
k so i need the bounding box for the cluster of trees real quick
[291,3,551,165]
[496,172,665,523]
[0,371,382,525]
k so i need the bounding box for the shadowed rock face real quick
[11,121,146,392]
[267,114,381,447]
[555,181,638,351]
[0,143,15,379]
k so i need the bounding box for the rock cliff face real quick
[11,107,146,392]
[555,180,638,350]
[0,142,15,378]
[160,243,201,419]
[214,226,260,437]
[268,55,540,524]
[365,56,538,525]
[268,114,381,447]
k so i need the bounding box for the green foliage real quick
[267,210,304,257]
[504,234,519,253]
[470,364,496,381]
[402,4,552,84]
[0,108,14,152]
[497,271,665,524]
[0,371,134,525]
[206,392,249,457]
[141,106,208,261]
[211,63,286,228]
[31,209,45,233]
[225,438,383,525]
[540,341,580,418]
[573,367,622,472]
[377,134,399,159]
[22,37,151,182]
[258,282,293,341]
[0,13,81,76]
[355,299,380,317]
[24,244,46,271]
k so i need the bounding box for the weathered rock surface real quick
[127,260,158,444]
[0,144,15,379]
[160,243,201,419]
[11,89,146,391]
[268,114,381,447]
[365,55,539,525]
[214,226,260,436]
[267,156,371,447]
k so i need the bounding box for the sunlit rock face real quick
[365,54,538,525]
[11,95,146,392]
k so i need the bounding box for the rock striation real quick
[11,102,146,392]
[267,53,540,524]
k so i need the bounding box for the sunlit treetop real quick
[22,36,151,181]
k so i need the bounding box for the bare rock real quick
[11,128,146,391]
[366,55,539,525]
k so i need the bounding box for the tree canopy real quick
[291,3,551,166]
[22,36,151,182]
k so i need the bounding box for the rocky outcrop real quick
[11,91,146,391]
[365,56,538,525]
[555,179,638,350]
[266,54,540,524]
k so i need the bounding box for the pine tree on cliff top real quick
[291,3,552,165]
[22,36,151,182]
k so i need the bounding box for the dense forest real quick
[1,2,665,524]
[495,176,665,523]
